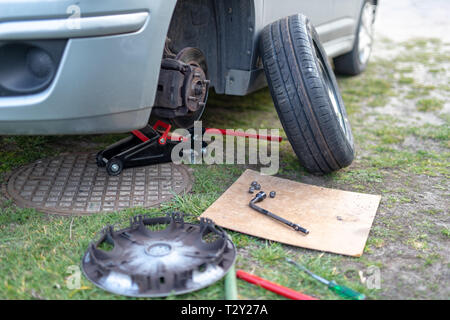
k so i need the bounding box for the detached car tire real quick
[260,14,354,174]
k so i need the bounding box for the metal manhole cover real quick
[4,153,193,215]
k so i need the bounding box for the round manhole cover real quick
[4,153,193,216]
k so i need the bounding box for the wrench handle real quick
[249,202,309,235]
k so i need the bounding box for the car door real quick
[262,0,334,30]
[329,0,362,40]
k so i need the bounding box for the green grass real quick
[0,200,381,300]
[338,68,394,108]
[416,98,445,112]
[398,76,415,85]
[405,84,437,100]
[1,35,449,300]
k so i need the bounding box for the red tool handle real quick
[131,129,150,142]
[206,128,283,142]
[132,122,283,144]
[131,121,172,144]
[236,270,318,300]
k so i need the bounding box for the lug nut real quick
[269,191,276,198]
[250,181,261,190]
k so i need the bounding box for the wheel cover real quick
[358,2,375,66]
[82,213,236,297]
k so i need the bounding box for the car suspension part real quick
[152,46,210,128]
[96,120,189,176]
[96,120,283,176]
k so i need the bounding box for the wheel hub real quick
[152,47,209,128]
[358,2,376,66]
[184,63,208,113]
[315,44,350,140]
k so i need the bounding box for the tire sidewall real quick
[306,17,355,151]
[260,14,355,173]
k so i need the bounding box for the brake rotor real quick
[171,47,209,128]
[81,213,236,297]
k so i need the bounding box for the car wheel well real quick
[166,0,256,94]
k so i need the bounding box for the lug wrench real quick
[249,191,309,235]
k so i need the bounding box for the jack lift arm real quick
[96,121,183,176]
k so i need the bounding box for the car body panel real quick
[0,0,177,134]
[0,0,366,135]
[0,12,149,40]
[226,0,363,95]
[259,0,360,56]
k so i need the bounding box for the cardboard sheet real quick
[201,169,381,257]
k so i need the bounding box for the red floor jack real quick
[96,120,282,176]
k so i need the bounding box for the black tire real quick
[260,14,354,174]
[333,0,377,76]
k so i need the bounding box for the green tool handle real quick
[328,281,365,300]
[225,263,238,300]
[224,235,238,300]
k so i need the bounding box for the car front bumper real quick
[0,0,177,135]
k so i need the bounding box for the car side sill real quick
[323,35,355,58]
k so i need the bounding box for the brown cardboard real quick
[201,169,381,257]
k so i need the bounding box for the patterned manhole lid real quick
[4,153,193,216]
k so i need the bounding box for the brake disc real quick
[171,47,209,128]
[81,213,236,297]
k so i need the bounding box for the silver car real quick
[0,0,377,173]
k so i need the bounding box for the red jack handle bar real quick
[132,121,283,144]
[236,270,318,300]
[205,128,283,142]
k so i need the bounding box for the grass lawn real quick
[0,38,449,300]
